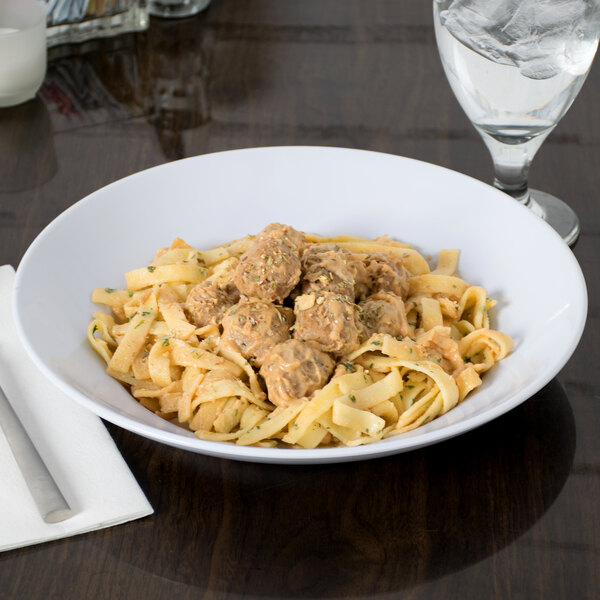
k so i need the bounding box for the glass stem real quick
[493,159,531,206]
[476,127,552,217]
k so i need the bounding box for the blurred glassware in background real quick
[146,18,210,157]
[0,0,47,108]
[434,0,600,246]
[42,0,148,47]
[148,0,210,19]
[39,17,210,160]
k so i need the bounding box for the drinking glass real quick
[0,0,46,108]
[433,0,600,246]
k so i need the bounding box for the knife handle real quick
[0,385,72,523]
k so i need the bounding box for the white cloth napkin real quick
[0,265,153,552]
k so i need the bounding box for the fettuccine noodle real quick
[88,227,512,448]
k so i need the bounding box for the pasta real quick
[88,225,513,448]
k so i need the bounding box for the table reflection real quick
[0,97,57,193]
[145,18,211,160]
[41,17,211,161]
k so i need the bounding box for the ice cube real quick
[436,0,599,80]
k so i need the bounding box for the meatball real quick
[206,256,241,299]
[350,253,371,300]
[300,245,357,300]
[185,281,236,327]
[360,251,410,299]
[261,222,305,249]
[293,292,362,356]
[260,339,335,407]
[233,223,304,302]
[358,291,411,338]
[278,305,296,327]
[220,298,291,367]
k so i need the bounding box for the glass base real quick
[529,189,580,247]
[149,0,210,18]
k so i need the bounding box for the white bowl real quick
[13,147,587,464]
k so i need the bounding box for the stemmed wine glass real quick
[433,0,600,246]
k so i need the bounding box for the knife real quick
[0,384,72,523]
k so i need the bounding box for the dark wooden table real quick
[1,2,599,598]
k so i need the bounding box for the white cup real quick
[0,0,47,108]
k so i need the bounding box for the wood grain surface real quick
[1,2,599,598]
